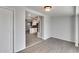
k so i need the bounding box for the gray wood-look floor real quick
[26,33,42,47]
[19,37,79,53]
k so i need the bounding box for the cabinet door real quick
[0,7,13,53]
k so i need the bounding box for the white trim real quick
[75,6,78,47]
[25,7,45,16]
[26,40,43,48]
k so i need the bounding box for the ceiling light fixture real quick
[44,6,52,12]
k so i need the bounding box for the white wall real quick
[50,16,75,42]
[43,16,52,40]
[0,7,13,53]
[43,15,77,43]
[43,15,76,42]
[13,7,26,52]
[43,15,79,43]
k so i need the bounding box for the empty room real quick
[0,6,79,53]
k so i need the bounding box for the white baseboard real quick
[42,35,76,43]
[42,36,51,40]
[51,36,75,43]
[26,40,42,48]
[40,35,76,43]
[15,47,26,53]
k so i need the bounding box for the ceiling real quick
[26,6,75,16]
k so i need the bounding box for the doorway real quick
[25,11,43,47]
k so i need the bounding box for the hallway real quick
[19,38,79,53]
[26,33,43,47]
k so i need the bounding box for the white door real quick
[0,7,13,53]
